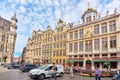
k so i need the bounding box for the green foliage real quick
[86,60,91,63]
[104,61,111,67]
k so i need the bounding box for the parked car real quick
[3,63,10,67]
[0,63,4,66]
[112,74,120,80]
[7,64,20,69]
[19,64,38,72]
[28,64,64,80]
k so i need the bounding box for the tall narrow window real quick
[110,36,116,48]
[63,50,66,56]
[85,40,92,51]
[89,16,91,22]
[102,37,107,49]
[69,32,73,40]
[64,33,66,39]
[94,39,100,50]
[74,42,78,53]
[69,43,73,52]
[54,36,56,41]
[1,44,4,52]
[79,41,83,51]
[2,35,5,41]
[79,29,83,38]
[109,20,116,32]
[60,42,62,48]
[74,30,78,39]
[94,24,99,34]
[63,41,66,47]
[101,22,107,33]
[93,16,96,20]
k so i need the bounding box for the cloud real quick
[19,6,26,13]
[0,0,120,57]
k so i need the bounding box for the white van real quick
[28,64,64,80]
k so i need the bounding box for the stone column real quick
[92,61,94,70]
[83,60,86,69]
[100,62,102,70]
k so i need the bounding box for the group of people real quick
[52,62,120,80]
[69,64,101,80]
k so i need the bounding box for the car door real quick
[31,65,36,69]
[45,66,53,77]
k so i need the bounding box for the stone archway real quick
[86,60,92,69]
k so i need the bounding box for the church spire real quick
[11,12,17,22]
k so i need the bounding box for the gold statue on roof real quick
[87,2,90,9]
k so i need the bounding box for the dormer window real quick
[93,16,95,20]
[81,3,97,23]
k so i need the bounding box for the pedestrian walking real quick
[117,69,120,75]
[69,64,74,78]
[52,62,57,80]
[95,67,101,80]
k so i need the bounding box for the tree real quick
[3,56,7,63]
[104,61,111,71]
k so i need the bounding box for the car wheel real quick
[59,72,64,77]
[39,74,45,80]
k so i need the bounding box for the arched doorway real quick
[86,60,91,69]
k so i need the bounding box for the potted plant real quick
[104,61,111,71]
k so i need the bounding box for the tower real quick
[11,12,17,32]
[10,12,18,63]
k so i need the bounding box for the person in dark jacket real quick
[52,62,57,80]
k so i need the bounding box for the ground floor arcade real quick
[67,58,120,70]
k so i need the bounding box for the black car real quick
[19,64,38,72]
[3,63,10,67]
[7,64,20,69]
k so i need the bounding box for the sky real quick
[0,0,120,57]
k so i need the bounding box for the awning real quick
[67,60,83,62]
[93,60,120,62]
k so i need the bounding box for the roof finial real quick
[106,10,109,17]
[114,8,117,15]
[98,13,101,18]
[11,11,17,22]
[88,2,90,9]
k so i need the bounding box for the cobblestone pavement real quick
[0,66,112,80]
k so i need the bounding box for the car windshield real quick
[38,65,49,70]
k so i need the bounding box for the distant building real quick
[21,47,26,63]
[0,13,17,63]
[13,57,19,63]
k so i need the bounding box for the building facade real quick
[24,19,71,65]
[0,13,17,64]
[42,26,53,64]
[31,30,43,64]
[67,6,120,70]
[24,30,43,64]
[23,6,120,70]
[52,19,70,65]
[21,47,26,63]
